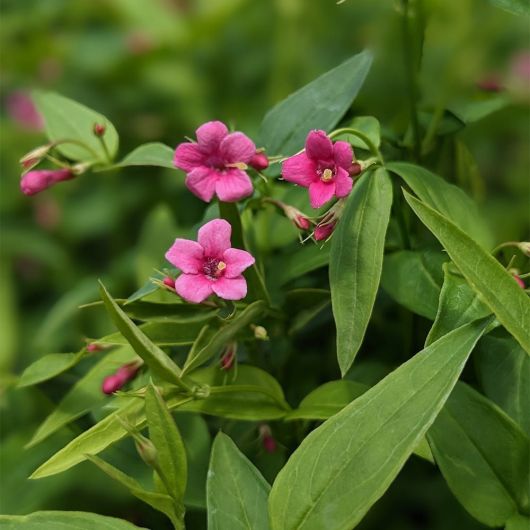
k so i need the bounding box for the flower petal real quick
[215,169,253,202]
[308,180,336,208]
[196,121,228,152]
[305,130,333,161]
[281,153,317,187]
[333,141,354,169]
[334,167,353,198]
[198,218,232,257]
[212,276,248,300]
[174,142,205,172]
[175,274,214,303]
[165,239,204,274]
[219,132,256,163]
[223,248,255,278]
[185,167,218,202]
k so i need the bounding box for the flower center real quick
[318,166,335,182]
[203,257,226,280]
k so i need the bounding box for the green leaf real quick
[336,116,381,150]
[182,301,267,374]
[259,49,373,156]
[27,346,137,448]
[476,332,530,436]
[32,91,119,162]
[17,350,85,388]
[115,142,174,169]
[285,289,331,335]
[427,382,530,527]
[86,455,178,524]
[404,191,530,355]
[274,245,330,287]
[330,168,393,375]
[449,95,511,124]
[122,300,217,323]
[145,384,187,502]
[99,282,185,386]
[381,250,447,320]
[388,162,493,249]
[207,432,271,530]
[0,511,146,529]
[506,513,530,530]
[268,318,490,530]
[426,263,491,345]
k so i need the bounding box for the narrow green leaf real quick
[259,49,373,156]
[388,162,493,248]
[145,384,187,502]
[286,288,331,335]
[182,301,267,374]
[17,350,85,388]
[476,332,530,436]
[32,91,119,162]
[114,142,174,168]
[404,191,530,355]
[427,382,530,527]
[274,245,330,287]
[99,282,185,386]
[268,318,490,530]
[207,432,271,530]
[426,263,491,345]
[122,300,217,323]
[330,168,393,375]
[381,250,447,320]
[0,511,146,529]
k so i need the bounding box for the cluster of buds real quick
[102,361,142,395]
[313,198,346,242]
[259,424,277,454]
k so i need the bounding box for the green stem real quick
[96,135,113,164]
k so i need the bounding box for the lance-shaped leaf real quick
[0,511,146,529]
[99,282,185,386]
[259,49,373,156]
[207,432,271,530]
[145,384,187,503]
[427,382,530,527]
[114,142,174,169]
[18,350,86,388]
[330,168,393,375]
[268,317,490,530]
[33,91,119,162]
[388,162,493,248]
[404,191,530,355]
[122,300,217,323]
[274,245,330,287]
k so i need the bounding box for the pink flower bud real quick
[102,374,122,395]
[348,162,362,177]
[513,274,525,289]
[86,343,103,353]
[116,362,140,383]
[314,222,336,241]
[283,204,311,231]
[20,169,74,196]
[220,344,236,371]
[163,277,175,289]
[6,91,43,131]
[259,424,277,453]
[476,76,504,93]
[20,144,53,170]
[294,214,311,230]
[249,152,269,171]
[93,123,106,137]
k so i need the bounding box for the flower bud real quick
[476,76,504,93]
[253,325,269,341]
[20,169,74,196]
[249,152,269,171]
[314,222,336,241]
[93,123,106,137]
[259,424,277,453]
[163,276,175,289]
[220,344,236,371]
[86,342,104,353]
[101,362,140,394]
[348,162,362,177]
[518,242,530,257]
[20,144,53,170]
[102,374,122,395]
[511,271,526,289]
[284,204,311,231]
[134,435,158,467]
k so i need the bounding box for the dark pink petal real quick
[305,130,333,161]
[185,167,218,202]
[281,153,317,187]
[215,169,253,202]
[223,248,255,278]
[334,167,353,198]
[212,276,247,300]
[196,121,228,152]
[333,141,354,169]
[198,219,232,257]
[219,132,256,163]
[174,142,205,171]
[175,273,214,303]
[308,180,336,208]
[165,239,203,273]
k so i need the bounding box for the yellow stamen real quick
[321,168,333,182]
[226,162,248,170]
[217,261,227,271]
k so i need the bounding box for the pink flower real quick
[282,130,354,209]
[6,91,44,131]
[20,169,74,196]
[174,121,256,203]
[165,218,255,303]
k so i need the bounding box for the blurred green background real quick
[0,0,528,528]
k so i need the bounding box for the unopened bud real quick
[20,169,74,196]
[163,276,175,289]
[116,362,140,384]
[249,152,269,171]
[102,374,123,395]
[20,144,53,170]
[135,435,158,466]
[220,344,236,370]
[284,205,311,231]
[87,342,104,353]
[510,270,526,289]
[518,242,530,257]
[259,424,277,453]
[252,325,269,341]
[314,222,336,241]
[477,76,504,93]
[348,162,362,176]
[93,123,106,137]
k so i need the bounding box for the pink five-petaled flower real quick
[174,121,256,203]
[282,130,355,209]
[165,218,255,303]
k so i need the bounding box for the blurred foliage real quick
[0,0,528,528]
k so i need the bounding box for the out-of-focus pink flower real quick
[314,222,336,241]
[511,52,530,82]
[249,151,269,171]
[126,31,155,55]
[282,130,355,208]
[6,91,44,131]
[34,197,61,230]
[165,219,255,303]
[174,121,256,202]
[476,75,504,93]
[259,424,277,453]
[20,169,74,196]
